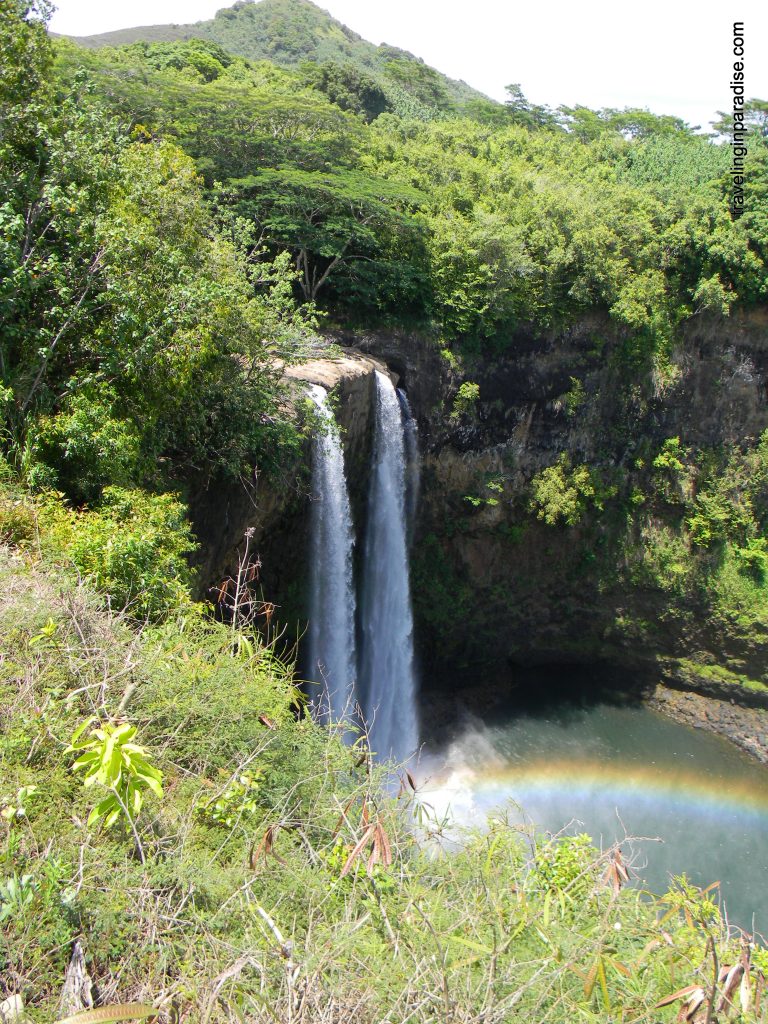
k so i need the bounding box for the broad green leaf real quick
[106,746,123,787]
[103,806,122,829]
[71,751,100,771]
[112,723,136,742]
[87,794,117,827]
[69,717,98,746]
[134,771,163,798]
[130,786,142,814]
[121,743,148,758]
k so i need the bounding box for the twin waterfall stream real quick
[306,383,357,730]
[307,370,418,762]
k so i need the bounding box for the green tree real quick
[227,166,426,304]
[530,454,599,526]
[504,83,560,130]
[710,97,768,139]
[299,60,391,121]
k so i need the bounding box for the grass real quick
[1,507,767,1022]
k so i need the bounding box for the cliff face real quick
[191,309,768,705]
[348,310,768,698]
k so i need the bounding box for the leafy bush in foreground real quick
[38,487,197,621]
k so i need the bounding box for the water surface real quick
[419,699,768,932]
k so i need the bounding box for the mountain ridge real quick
[61,0,491,111]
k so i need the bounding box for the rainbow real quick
[414,721,768,927]
[417,756,768,828]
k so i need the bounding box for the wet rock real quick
[649,683,768,765]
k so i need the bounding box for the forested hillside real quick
[54,11,768,346]
[64,0,488,115]
[3,0,768,1019]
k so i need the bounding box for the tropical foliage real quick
[2,1,768,1019]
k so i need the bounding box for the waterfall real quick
[306,384,357,726]
[397,387,420,546]
[359,370,419,762]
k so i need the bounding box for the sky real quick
[48,0,768,133]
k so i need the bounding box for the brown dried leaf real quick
[679,989,706,1022]
[340,824,375,878]
[610,959,632,978]
[250,825,285,868]
[655,984,705,1008]
[601,849,632,895]
[258,602,275,625]
[376,822,392,867]
[332,795,356,838]
[717,962,744,1012]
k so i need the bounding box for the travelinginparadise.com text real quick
[730,21,747,218]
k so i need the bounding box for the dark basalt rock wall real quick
[190,308,768,704]
[343,310,768,696]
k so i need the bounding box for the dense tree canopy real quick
[1,1,317,509]
[2,0,767,517]
[45,32,768,351]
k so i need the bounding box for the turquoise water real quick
[419,699,768,933]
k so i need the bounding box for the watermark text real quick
[730,21,747,218]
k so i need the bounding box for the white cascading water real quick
[306,384,357,726]
[359,370,419,762]
[397,387,420,546]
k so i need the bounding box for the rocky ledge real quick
[282,351,389,390]
[190,348,385,614]
[648,684,768,765]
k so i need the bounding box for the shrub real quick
[41,487,197,620]
[135,616,301,773]
[652,436,689,504]
[0,485,36,545]
[735,536,768,581]
[451,381,480,419]
[532,832,597,907]
[66,720,164,831]
[27,389,144,504]
[529,454,598,526]
[687,490,743,547]
[652,436,686,475]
